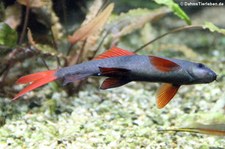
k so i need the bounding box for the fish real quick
[13,47,217,108]
[159,123,225,136]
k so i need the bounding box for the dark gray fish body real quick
[56,55,216,86]
[14,47,217,108]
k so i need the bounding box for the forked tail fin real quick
[13,70,57,100]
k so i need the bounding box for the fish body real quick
[57,55,189,86]
[13,47,217,108]
[56,55,215,85]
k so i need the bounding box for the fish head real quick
[187,62,217,84]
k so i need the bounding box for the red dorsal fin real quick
[156,83,180,109]
[99,67,130,76]
[94,46,135,60]
[100,78,130,89]
[149,56,180,72]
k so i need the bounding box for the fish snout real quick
[209,71,217,81]
[208,71,217,82]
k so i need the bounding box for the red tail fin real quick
[13,70,57,100]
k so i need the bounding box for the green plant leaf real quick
[203,22,225,35]
[0,22,18,48]
[154,0,191,25]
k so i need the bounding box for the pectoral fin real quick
[100,78,130,89]
[149,56,181,72]
[156,83,180,109]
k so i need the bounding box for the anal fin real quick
[99,67,131,77]
[156,83,180,109]
[100,78,130,89]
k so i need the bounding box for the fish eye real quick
[197,63,204,68]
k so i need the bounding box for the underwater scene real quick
[0,0,225,148]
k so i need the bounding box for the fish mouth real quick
[210,71,217,81]
[205,70,217,83]
[186,69,217,84]
[199,72,217,83]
